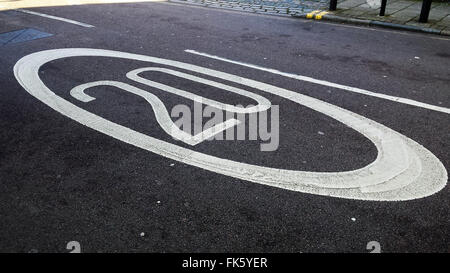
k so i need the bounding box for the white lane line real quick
[17,9,94,28]
[184,49,450,115]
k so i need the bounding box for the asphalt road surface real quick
[0,1,449,253]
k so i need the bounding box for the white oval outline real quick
[14,48,448,201]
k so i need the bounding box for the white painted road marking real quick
[184,49,450,115]
[366,241,381,253]
[70,67,271,145]
[127,67,271,114]
[14,48,448,201]
[17,9,94,28]
[66,241,81,253]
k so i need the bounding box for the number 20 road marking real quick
[14,48,447,201]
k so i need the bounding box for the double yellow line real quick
[306,10,329,20]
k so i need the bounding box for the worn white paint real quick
[66,241,81,253]
[128,67,271,114]
[184,49,450,115]
[70,66,271,145]
[14,48,448,201]
[70,80,240,145]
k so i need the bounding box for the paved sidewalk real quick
[170,0,450,35]
[334,0,449,30]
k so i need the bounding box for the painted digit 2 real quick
[70,67,271,145]
[14,48,447,201]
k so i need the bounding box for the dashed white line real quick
[184,49,450,115]
[17,9,94,28]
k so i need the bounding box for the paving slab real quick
[168,0,450,35]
